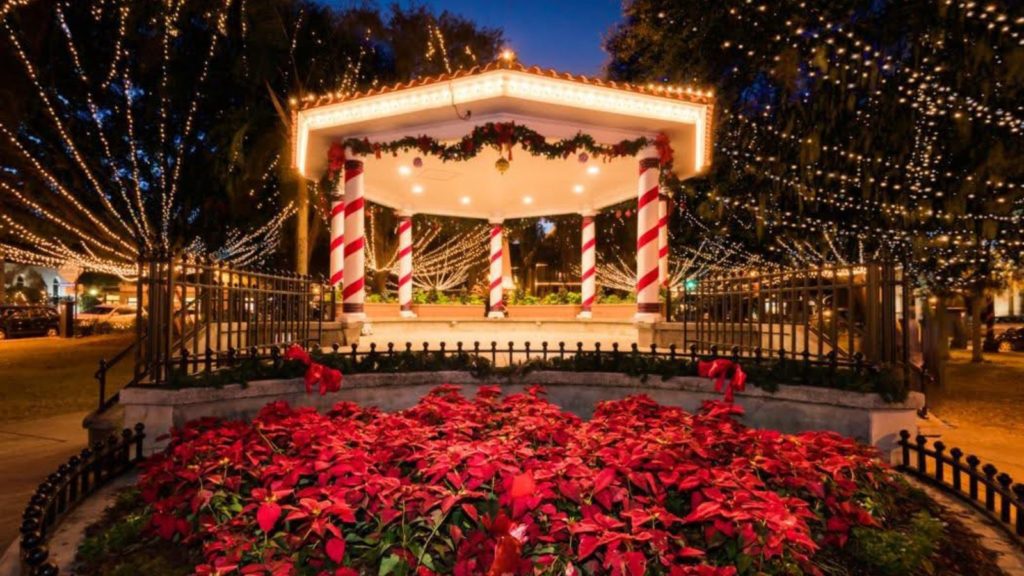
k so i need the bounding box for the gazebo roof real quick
[292,60,714,221]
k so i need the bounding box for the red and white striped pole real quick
[636,147,662,322]
[578,212,596,319]
[658,189,669,287]
[341,156,366,321]
[397,213,415,318]
[488,220,505,318]
[328,180,344,289]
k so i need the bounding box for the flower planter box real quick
[120,371,923,457]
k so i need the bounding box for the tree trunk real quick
[969,292,985,363]
[0,250,5,306]
[372,270,389,296]
[295,180,309,275]
[935,295,950,362]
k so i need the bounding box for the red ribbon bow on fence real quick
[697,359,747,403]
[284,344,343,396]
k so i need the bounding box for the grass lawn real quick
[924,349,1024,482]
[0,333,135,424]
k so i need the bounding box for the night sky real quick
[314,0,625,75]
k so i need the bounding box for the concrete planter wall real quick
[120,372,923,459]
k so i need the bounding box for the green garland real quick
[326,121,681,188]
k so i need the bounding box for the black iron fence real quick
[678,263,910,369]
[19,424,146,576]
[94,258,917,408]
[898,431,1024,544]
[140,255,333,385]
[94,255,335,410]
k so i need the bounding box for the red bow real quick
[283,343,311,365]
[697,359,747,403]
[284,344,343,396]
[654,132,674,167]
[326,142,345,178]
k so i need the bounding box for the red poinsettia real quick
[138,385,893,575]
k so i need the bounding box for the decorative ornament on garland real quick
[412,157,423,169]
[578,152,589,164]
[495,156,510,175]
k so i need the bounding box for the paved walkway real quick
[913,480,1024,576]
[921,349,1024,482]
[0,412,88,551]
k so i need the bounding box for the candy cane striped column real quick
[658,190,669,287]
[636,148,662,322]
[341,158,366,321]
[397,214,416,318]
[328,181,344,289]
[577,213,596,319]
[488,221,505,318]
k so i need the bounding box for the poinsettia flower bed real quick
[132,386,957,575]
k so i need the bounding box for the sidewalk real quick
[0,412,88,551]
[920,349,1024,482]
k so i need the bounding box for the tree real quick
[606,0,1024,364]
[0,0,503,277]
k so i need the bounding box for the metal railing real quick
[93,254,334,411]
[677,262,910,370]
[898,431,1024,544]
[140,255,332,385]
[164,339,880,390]
[19,424,146,576]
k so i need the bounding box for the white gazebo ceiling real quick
[292,62,714,221]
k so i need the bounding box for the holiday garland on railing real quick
[325,121,677,184]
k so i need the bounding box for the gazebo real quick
[291,57,714,325]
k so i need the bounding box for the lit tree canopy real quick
[0,0,503,276]
[605,0,1024,295]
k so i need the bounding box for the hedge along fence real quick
[898,431,1024,547]
[162,341,911,403]
[18,424,146,576]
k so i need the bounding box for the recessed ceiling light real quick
[460,196,471,205]
[398,166,411,176]
[573,184,585,194]
[587,166,600,175]
[523,196,533,204]
[411,184,424,194]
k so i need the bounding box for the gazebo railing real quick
[897,431,1024,545]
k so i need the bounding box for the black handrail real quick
[95,336,144,412]
[19,424,146,576]
[898,431,1024,545]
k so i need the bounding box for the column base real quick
[576,310,593,319]
[399,310,417,319]
[634,312,661,323]
[342,312,366,324]
[487,311,506,319]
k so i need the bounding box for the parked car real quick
[996,328,1024,352]
[0,305,60,340]
[76,304,139,328]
